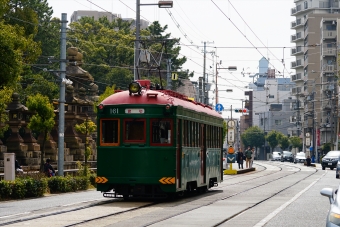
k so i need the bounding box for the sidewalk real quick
[224,162,255,175]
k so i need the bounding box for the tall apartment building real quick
[70,10,149,29]
[291,0,339,157]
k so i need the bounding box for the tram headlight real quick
[129,81,142,95]
[98,104,104,112]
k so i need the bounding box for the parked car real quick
[322,151,340,170]
[336,162,340,179]
[281,151,294,162]
[320,186,340,226]
[272,152,281,161]
[294,152,306,164]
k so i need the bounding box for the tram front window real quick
[151,119,172,145]
[101,119,119,145]
[124,119,145,142]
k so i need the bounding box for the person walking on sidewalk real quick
[250,147,255,168]
[245,146,252,168]
[237,148,244,169]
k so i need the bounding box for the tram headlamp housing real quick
[98,104,104,112]
[129,81,142,95]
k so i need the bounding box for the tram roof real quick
[101,89,222,118]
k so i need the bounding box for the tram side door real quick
[200,124,206,184]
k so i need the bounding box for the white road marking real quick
[0,212,30,219]
[253,171,326,227]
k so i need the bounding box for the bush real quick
[48,176,71,193]
[10,179,27,199]
[0,181,12,200]
[89,173,97,187]
[24,178,48,197]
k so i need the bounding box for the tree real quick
[278,134,290,151]
[265,130,280,153]
[0,87,13,137]
[241,126,265,151]
[26,94,55,171]
[290,136,302,152]
[223,120,227,143]
[75,118,97,176]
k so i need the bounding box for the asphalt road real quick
[0,161,337,227]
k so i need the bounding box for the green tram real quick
[96,80,224,199]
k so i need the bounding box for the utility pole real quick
[58,13,67,176]
[202,42,206,104]
[134,0,141,80]
[166,59,172,90]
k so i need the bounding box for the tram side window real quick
[124,119,145,142]
[151,119,172,145]
[101,119,119,145]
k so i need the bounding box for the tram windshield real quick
[124,119,146,142]
[151,119,172,145]
[101,119,119,145]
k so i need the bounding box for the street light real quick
[215,63,237,106]
[134,0,173,80]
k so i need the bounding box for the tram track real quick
[0,162,317,227]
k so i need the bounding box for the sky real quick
[48,0,296,118]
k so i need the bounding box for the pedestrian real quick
[306,156,311,167]
[15,159,24,174]
[237,148,244,169]
[250,147,255,168]
[245,146,252,168]
[44,158,55,177]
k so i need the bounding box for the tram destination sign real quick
[125,108,145,114]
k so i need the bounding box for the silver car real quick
[320,186,340,226]
[294,152,306,164]
[272,152,281,161]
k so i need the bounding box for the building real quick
[70,10,149,29]
[290,0,339,157]
[245,57,296,159]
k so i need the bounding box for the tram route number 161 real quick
[110,108,118,114]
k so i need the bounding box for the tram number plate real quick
[328,163,332,165]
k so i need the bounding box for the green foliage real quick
[75,119,97,173]
[47,176,89,193]
[278,135,290,150]
[10,179,26,199]
[265,130,280,152]
[222,121,227,143]
[21,74,59,101]
[241,126,265,149]
[26,93,55,170]
[0,87,13,137]
[23,178,48,197]
[290,136,302,149]
[0,180,12,199]
[94,85,115,111]
[322,143,332,153]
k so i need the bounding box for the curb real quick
[237,167,256,174]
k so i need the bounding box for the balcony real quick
[291,73,303,81]
[323,84,334,91]
[291,59,304,69]
[291,5,302,16]
[322,30,336,39]
[291,18,304,29]
[322,45,336,56]
[323,64,335,73]
[322,103,332,110]
[291,32,304,42]
[291,86,305,96]
[291,46,303,56]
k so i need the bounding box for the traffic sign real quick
[227,129,234,144]
[227,154,236,163]
[215,103,224,112]
[228,146,235,154]
[171,72,178,80]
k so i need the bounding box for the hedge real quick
[0,175,93,200]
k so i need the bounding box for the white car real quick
[294,152,306,163]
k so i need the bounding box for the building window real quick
[275,120,282,125]
[304,1,308,9]
[268,95,274,98]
